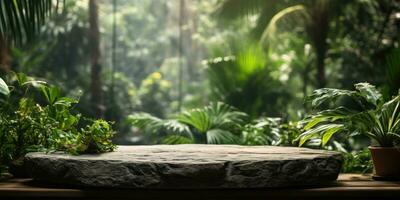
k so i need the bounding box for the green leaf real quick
[0,77,10,96]
[41,86,61,105]
[322,125,342,146]
[163,120,192,138]
[307,88,356,108]
[162,135,194,144]
[298,124,343,146]
[206,129,238,144]
[355,82,382,106]
[177,108,211,133]
[299,132,318,147]
[304,117,325,130]
[54,97,78,107]
[16,72,28,85]
[126,113,164,135]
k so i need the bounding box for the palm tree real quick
[0,0,58,72]
[216,0,346,88]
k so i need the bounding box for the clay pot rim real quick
[368,146,400,150]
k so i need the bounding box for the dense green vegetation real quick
[0,0,399,175]
[0,73,115,173]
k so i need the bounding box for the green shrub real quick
[342,149,373,173]
[241,118,301,146]
[0,73,116,170]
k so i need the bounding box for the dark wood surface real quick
[1,174,399,200]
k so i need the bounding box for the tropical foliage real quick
[0,0,61,45]
[0,73,116,172]
[299,83,400,147]
[342,149,373,173]
[127,101,301,146]
[206,43,291,118]
[127,102,247,144]
[0,0,399,175]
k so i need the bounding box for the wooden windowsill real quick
[0,174,399,199]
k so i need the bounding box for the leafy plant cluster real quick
[0,73,116,172]
[342,149,373,174]
[127,102,301,146]
[299,83,400,147]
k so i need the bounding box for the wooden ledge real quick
[1,174,400,200]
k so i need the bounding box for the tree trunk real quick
[307,1,329,88]
[0,35,11,73]
[177,0,185,111]
[89,0,104,118]
[316,46,326,88]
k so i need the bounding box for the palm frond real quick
[214,0,267,20]
[162,135,194,144]
[206,43,285,117]
[260,5,307,44]
[0,0,60,45]
[127,113,193,140]
[177,108,211,133]
[163,120,193,138]
[206,101,248,129]
[177,102,247,133]
[206,129,238,144]
[130,102,247,144]
[126,113,164,135]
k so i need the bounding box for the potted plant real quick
[298,83,400,179]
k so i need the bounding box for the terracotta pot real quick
[369,146,400,178]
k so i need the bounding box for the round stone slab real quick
[24,145,342,188]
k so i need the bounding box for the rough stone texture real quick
[24,145,342,188]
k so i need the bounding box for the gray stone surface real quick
[24,145,342,188]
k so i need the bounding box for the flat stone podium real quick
[24,145,342,188]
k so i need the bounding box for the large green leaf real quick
[321,125,342,146]
[0,77,9,96]
[298,124,343,146]
[303,107,355,130]
[355,82,382,106]
[307,88,356,108]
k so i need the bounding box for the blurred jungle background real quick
[0,0,399,172]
